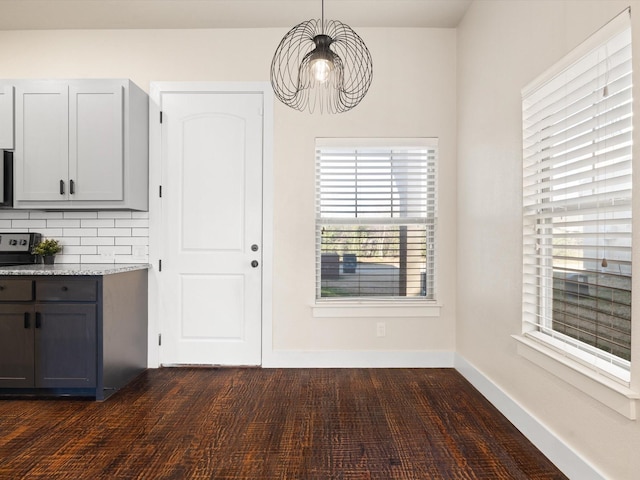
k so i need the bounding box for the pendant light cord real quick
[321,0,325,33]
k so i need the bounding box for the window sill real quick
[312,301,441,318]
[513,334,639,419]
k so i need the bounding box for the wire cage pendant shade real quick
[270,1,373,114]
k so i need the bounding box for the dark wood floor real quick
[0,368,567,479]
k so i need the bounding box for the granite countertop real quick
[0,263,151,276]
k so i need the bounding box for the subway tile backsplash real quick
[0,210,149,264]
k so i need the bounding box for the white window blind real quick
[522,10,632,380]
[315,138,437,300]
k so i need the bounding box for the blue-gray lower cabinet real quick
[0,269,147,400]
[0,304,35,388]
[36,303,97,389]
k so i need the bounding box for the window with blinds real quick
[522,11,632,380]
[316,139,437,300]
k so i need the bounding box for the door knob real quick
[251,260,259,268]
[251,244,259,252]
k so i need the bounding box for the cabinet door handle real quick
[35,312,41,329]
[70,179,75,195]
[24,312,30,329]
[59,180,65,195]
[61,286,68,291]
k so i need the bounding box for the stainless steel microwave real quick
[0,150,13,207]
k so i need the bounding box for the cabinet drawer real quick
[36,280,97,302]
[0,280,33,301]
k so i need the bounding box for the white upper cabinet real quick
[13,79,148,210]
[0,85,14,149]
[15,82,69,201]
[69,83,124,202]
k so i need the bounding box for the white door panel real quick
[160,91,263,366]
[180,114,245,251]
[181,275,244,338]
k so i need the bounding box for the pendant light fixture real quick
[270,0,373,114]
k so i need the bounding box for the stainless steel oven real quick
[0,232,41,266]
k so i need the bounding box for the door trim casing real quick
[148,82,274,368]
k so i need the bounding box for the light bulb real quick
[310,57,332,83]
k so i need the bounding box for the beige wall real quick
[0,27,458,354]
[457,1,640,478]
[270,28,457,352]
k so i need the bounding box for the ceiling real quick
[0,0,472,30]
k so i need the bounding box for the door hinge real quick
[160,111,163,123]
[159,259,162,272]
[159,185,162,198]
[158,333,162,346]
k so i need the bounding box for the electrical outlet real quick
[101,248,115,261]
[132,246,147,259]
[376,322,386,337]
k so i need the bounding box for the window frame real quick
[314,137,438,305]
[517,8,639,418]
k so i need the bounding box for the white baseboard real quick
[454,354,606,480]
[262,349,455,368]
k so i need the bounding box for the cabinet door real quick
[35,303,97,388]
[69,83,124,201]
[0,305,34,388]
[0,85,14,149]
[15,82,69,201]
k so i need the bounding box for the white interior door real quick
[159,91,263,366]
